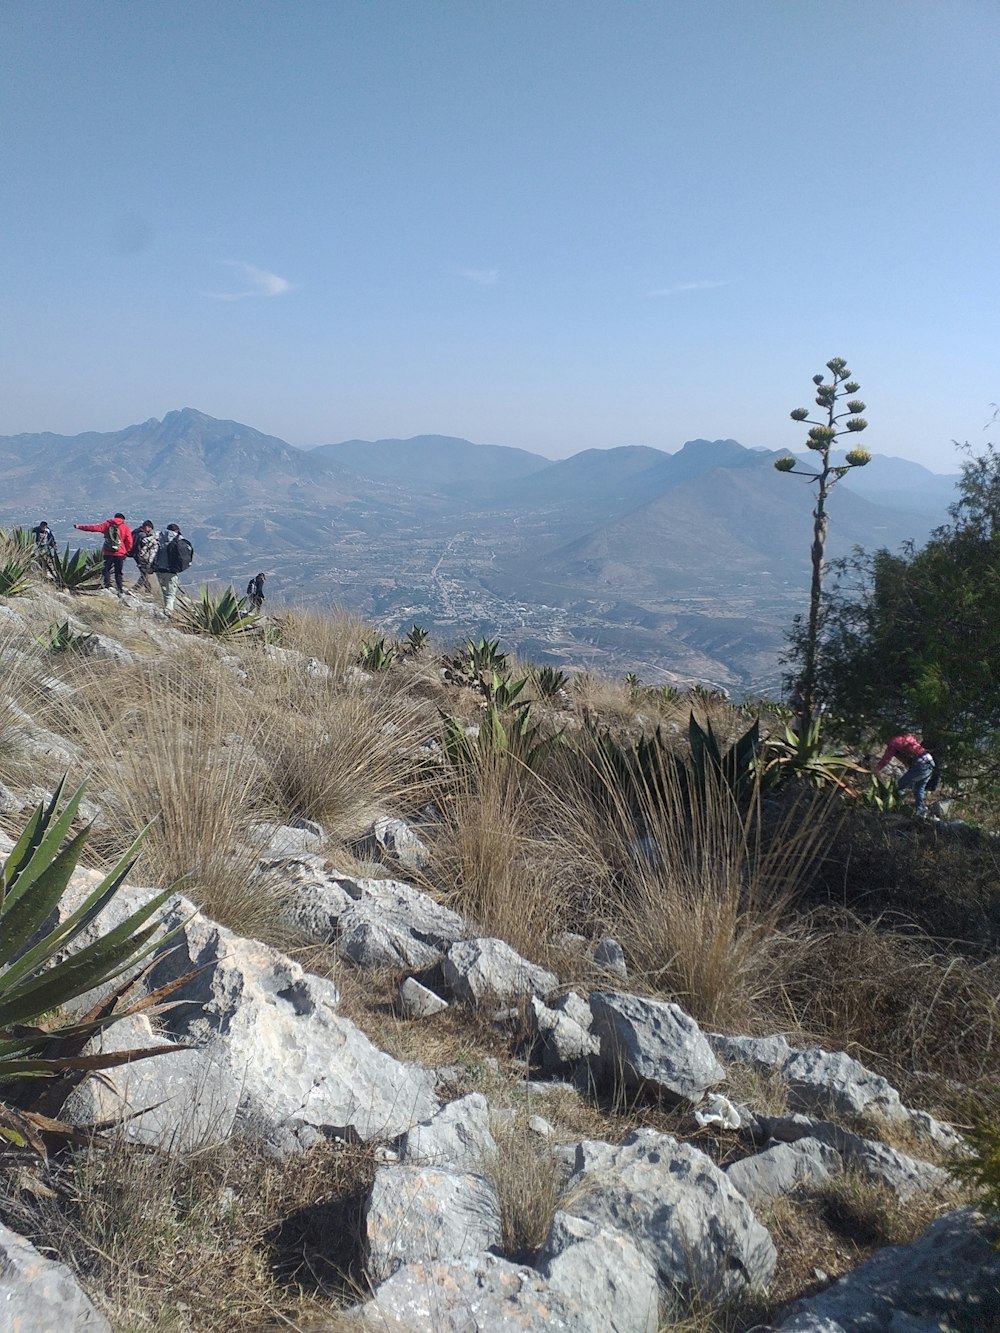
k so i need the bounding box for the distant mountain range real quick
[0,409,960,691]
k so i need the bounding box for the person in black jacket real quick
[246,571,266,611]
[151,523,183,617]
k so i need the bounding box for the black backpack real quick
[106,521,123,554]
[169,537,195,573]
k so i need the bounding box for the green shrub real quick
[952,1113,1000,1233]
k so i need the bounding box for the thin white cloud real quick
[208,261,296,301]
[456,266,499,285]
[648,279,730,297]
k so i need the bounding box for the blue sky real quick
[3,0,998,469]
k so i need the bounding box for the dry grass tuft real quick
[485,1109,565,1261]
[49,651,283,938]
[778,910,1000,1118]
[266,681,433,840]
[424,754,599,963]
[279,605,371,676]
[0,1135,375,1331]
[582,760,840,1031]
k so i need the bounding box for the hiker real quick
[74,513,133,594]
[131,520,159,593]
[874,732,936,815]
[246,571,266,612]
[31,521,57,565]
[151,523,194,618]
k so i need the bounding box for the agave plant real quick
[359,636,396,671]
[758,718,863,793]
[441,702,563,771]
[0,527,35,556]
[0,559,33,597]
[451,636,508,682]
[46,544,104,594]
[37,621,93,654]
[180,587,260,640]
[532,665,570,699]
[0,780,185,1150]
[404,624,429,655]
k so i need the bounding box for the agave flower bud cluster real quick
[773,455,797,472]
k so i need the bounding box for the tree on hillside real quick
[819,441,1000,780]
[773,358,871,730]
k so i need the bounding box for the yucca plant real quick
[359,636,396,671]
[0,780,184,1150]
[37,621,93,654]
[180,587,260,640]
[46,544,104,594]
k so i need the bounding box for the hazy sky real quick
[3,0,997,470]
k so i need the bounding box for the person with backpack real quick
[874,732,936,816]
[130,520,159,593]
[31,522,57,570]
[74,513,133,595]
[245,571,266,611]
[151,522,194,618]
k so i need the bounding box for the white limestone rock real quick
[399,1092,498,1171]
[538,1210,660,1333]
[365,1164,502,1281]
[561,1128,777,1300]
[444,937,558,1005]
[0,1220,111,1330]
[589,991,724,1104]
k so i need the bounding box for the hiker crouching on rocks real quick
[131,520,158,592]
[874,732,936,815]
[74,513,133,595]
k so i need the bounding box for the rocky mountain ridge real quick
[0,410,959,691]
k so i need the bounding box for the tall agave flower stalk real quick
[774,358,872,732]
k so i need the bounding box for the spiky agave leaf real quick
[0,778,192,1125]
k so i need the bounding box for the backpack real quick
[106,521,123,554]
[169,536,194,573]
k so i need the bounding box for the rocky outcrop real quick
[589,991,724,1103]
[443,937,559,1004]
[0,1221,111,1331]
[773,1206,1000,1331]
[560,1128,777,1300]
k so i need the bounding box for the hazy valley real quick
[0,409,958,693]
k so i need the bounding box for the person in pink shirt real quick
[875,734,935,814]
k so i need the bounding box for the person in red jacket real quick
[74,513,134,595]
[874,733,936,814]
